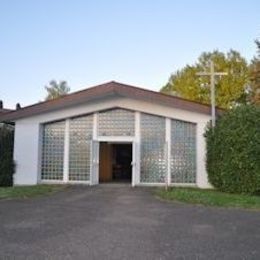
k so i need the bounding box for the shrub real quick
[205,105,260,194]
[0,124,15,186]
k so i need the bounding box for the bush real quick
[0,124,15,186]
[205,105,260,194]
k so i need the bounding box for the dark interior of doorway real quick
[99,143,132,183]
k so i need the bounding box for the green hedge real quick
[0,124,15,186]
[205,105,260,194]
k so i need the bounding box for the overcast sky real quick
[0,0,259,108]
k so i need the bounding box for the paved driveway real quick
[0,185,260,260]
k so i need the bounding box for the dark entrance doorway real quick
[99,142,132,183]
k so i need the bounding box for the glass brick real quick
[98,108,135,136]
[171,119,196,183]
[140,113,166,183]
[41,121,65,180]
[69,115,93,181]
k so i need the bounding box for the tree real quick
[0,124,15,186]
[161,50,249,109]
[45,80,70,100]
[249,40,260,105]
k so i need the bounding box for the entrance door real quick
[99,142,113,182]
[112,144,132,182]
[99,142,133,183]
[90,140,99,185]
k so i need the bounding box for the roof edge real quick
[0,81,225,122]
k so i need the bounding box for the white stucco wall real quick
[13,96,212,188]
[13,120,41,185]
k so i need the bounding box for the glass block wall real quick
[98,108,135,136]
[40,109,197,184]
[41,120,65,180]
[140,113,166,183]
[69,115,93,181]
[171,120,196,183]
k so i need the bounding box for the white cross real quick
[196,60,227,127]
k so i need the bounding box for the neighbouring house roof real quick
[0,81,224,122]
[0,108,13,114]
[0,109,14,126]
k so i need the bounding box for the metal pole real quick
[196,60,227,128]
[210,60,216,127]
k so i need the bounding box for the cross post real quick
[196,60,227,127]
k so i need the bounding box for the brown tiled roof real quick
[0,81,224,122]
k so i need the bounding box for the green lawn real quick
[0,185,66,199]
[156,187,260,209]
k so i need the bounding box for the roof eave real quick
[0,81,225,122]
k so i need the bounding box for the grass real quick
[156,187,260,209]
[0,185,66,200]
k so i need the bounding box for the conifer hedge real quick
[205,105,260,194]
[0,124,15,186]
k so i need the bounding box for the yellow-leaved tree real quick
[249,40,260,105]
[161,50,249,109]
